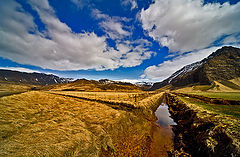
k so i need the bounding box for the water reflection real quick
[148,100,176,157]
[155,102,177,126]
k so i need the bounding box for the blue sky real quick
[0,0,240,82]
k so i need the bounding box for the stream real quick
[148,99,177,157]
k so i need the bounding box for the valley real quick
[1,87,239,156]
[0,46,240,156]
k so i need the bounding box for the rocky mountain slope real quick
[150,46,240,90]
[0,69,71,85]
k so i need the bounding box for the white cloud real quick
[114,79,140,84]
[71,0,85,8]
[142,46,222,81]
[121,0,138,10]
[111,39,155,68]
[0,0,153,71]
[70,0,95,9]
[0,67,41,73]
[221,34,240,44]
[140,0,240,52]
[92,9,131,39]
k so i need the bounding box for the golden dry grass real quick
[0,81,34,97]
[0,91,164,156]
[230,77,240,87]
[0,91,120,156]
[0,81,32,91]
[50,91,161,107]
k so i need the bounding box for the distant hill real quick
[150,46,240,91]
[43,78,142,92]
[0,69,71,85]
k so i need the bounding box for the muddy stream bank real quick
[165,93,240,157]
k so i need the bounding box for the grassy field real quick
[50,91,158,104]
[177,95,240,139]
[179,96,240,119]
[0,81,35,97]
[0,91,163,156]
[188,92,240,101]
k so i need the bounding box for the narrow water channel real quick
[148,99,176,157]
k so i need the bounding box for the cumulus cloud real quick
[140,0,240,52]
[121,0,138,10]
[142,46,222,81]
[0,0,154,71]
[112,39,155,68]
[92,9,131,39]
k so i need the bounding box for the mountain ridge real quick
[150,46,240,91]
[0,69,72,85]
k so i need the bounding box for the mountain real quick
[135,82,153,91]
[0,69,72,85]
[43,78,142,92]
[150,46,240,91]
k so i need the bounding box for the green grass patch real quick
[192,84,215,91]
[188,92,240,101]
[179,96,240,119]
[218,80,240,90]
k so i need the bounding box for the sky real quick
[0,0,240,83]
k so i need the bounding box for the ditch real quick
[148,98,177,157]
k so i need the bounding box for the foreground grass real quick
[0,91,161,156]
[188,92,240,101]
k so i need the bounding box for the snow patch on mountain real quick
[168,60,206,83]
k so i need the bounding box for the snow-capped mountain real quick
[168,61,206,84]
